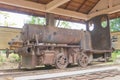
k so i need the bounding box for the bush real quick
[0,54,6,62]
[0,53,6,65]
[9,53,20,62]
[0,50,20,63]
[111,50,120,61]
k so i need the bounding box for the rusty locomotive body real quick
[8,14,112,69]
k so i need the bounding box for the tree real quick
[110,18,120,32]
[56,20,71,29]
[25,16,46,25]
[26,16,71,29]
[0,11,16,26]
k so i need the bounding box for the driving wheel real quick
[77,52,89,67]
[55,53,68,69]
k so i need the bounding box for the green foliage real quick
[101,21,107,28]
[57,20,71,29]
[111,52,117,61]
[110,18,120,32]
[0,54,6,63]
[26,16,71,28]
[111,50,120,61]
[60,21,71,28]
[0,51,20,64]
[9,53,20,62]
[0,11,16,26]
[25,16,46,25]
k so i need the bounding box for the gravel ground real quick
[103,75,120,80]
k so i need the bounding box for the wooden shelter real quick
[0,0,119,23]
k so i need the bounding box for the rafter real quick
[76,0,87,12]
[64,0,72,9]
[88,0,100,14]
[46,0,70,11]
[0,0,45,11]
[88,5,120,19]
[108,0,113,8]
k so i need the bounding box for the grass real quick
[111,50,120,61]
[0,50,20,65]
[0,54,6,65]
[9,53,20,62]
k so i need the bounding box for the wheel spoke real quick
[55,53,68,69]
[78,53,88,67]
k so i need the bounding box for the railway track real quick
[47,70,120,80]
[12,66,120,80]
[0,63,120,80]
[0,62,117,76]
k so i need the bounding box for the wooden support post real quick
[46,13,55,27]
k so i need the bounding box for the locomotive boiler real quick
[7,14,112,69]
[21,24,82,44]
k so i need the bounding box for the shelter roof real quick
[0,0,119,23]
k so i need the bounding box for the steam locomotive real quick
[7,14,112,69]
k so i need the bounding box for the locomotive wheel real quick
[55,53,68,69]
[77,53,89,67]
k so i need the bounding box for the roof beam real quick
[0,0,87,20]
[88,4,120,19]
[51,8,87,20]
[46,0,70,11]
[108,0,113,8]
[0,0,45,11]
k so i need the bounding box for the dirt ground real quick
[103,75,120,80]
[0,62,18,70]
[0,53,19,70]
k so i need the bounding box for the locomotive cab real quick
[86,14,112,61]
